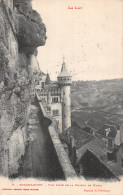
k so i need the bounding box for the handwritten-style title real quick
[67,0,83,10]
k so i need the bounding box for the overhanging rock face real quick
[14,0,46,54]
[0,0,46,176]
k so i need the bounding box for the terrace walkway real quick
[16,100,64,180]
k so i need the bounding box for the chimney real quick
[70,136,75,148]
[69,136,75,156]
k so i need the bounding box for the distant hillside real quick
[71,79,123,115]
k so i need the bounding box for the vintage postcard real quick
[0,0,123,194]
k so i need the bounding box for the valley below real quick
[71,79,123,134]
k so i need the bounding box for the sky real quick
[32,0,123,81]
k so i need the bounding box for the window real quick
[53,109,59,116]
[47,106,51,112]
[52,97,58,103]
[42,82,45,88]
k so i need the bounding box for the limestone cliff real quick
[0,0,46,176]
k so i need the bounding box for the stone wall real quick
[0,0,46,176]
[36,95,77,179]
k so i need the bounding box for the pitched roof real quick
[77,137,107,161]
[77,136,123,178]
[57,61,71,78]
[60,121,94,149]
[79,149,120,180]
[45,73,51,85]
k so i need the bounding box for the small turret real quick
[45,73,51,85]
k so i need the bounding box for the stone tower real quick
[57,59,72,131]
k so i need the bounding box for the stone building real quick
[35,59,72,132]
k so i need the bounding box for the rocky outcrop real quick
[0,0,46,176]
[14,0,46,55]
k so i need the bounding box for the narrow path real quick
[23,101,64,180]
